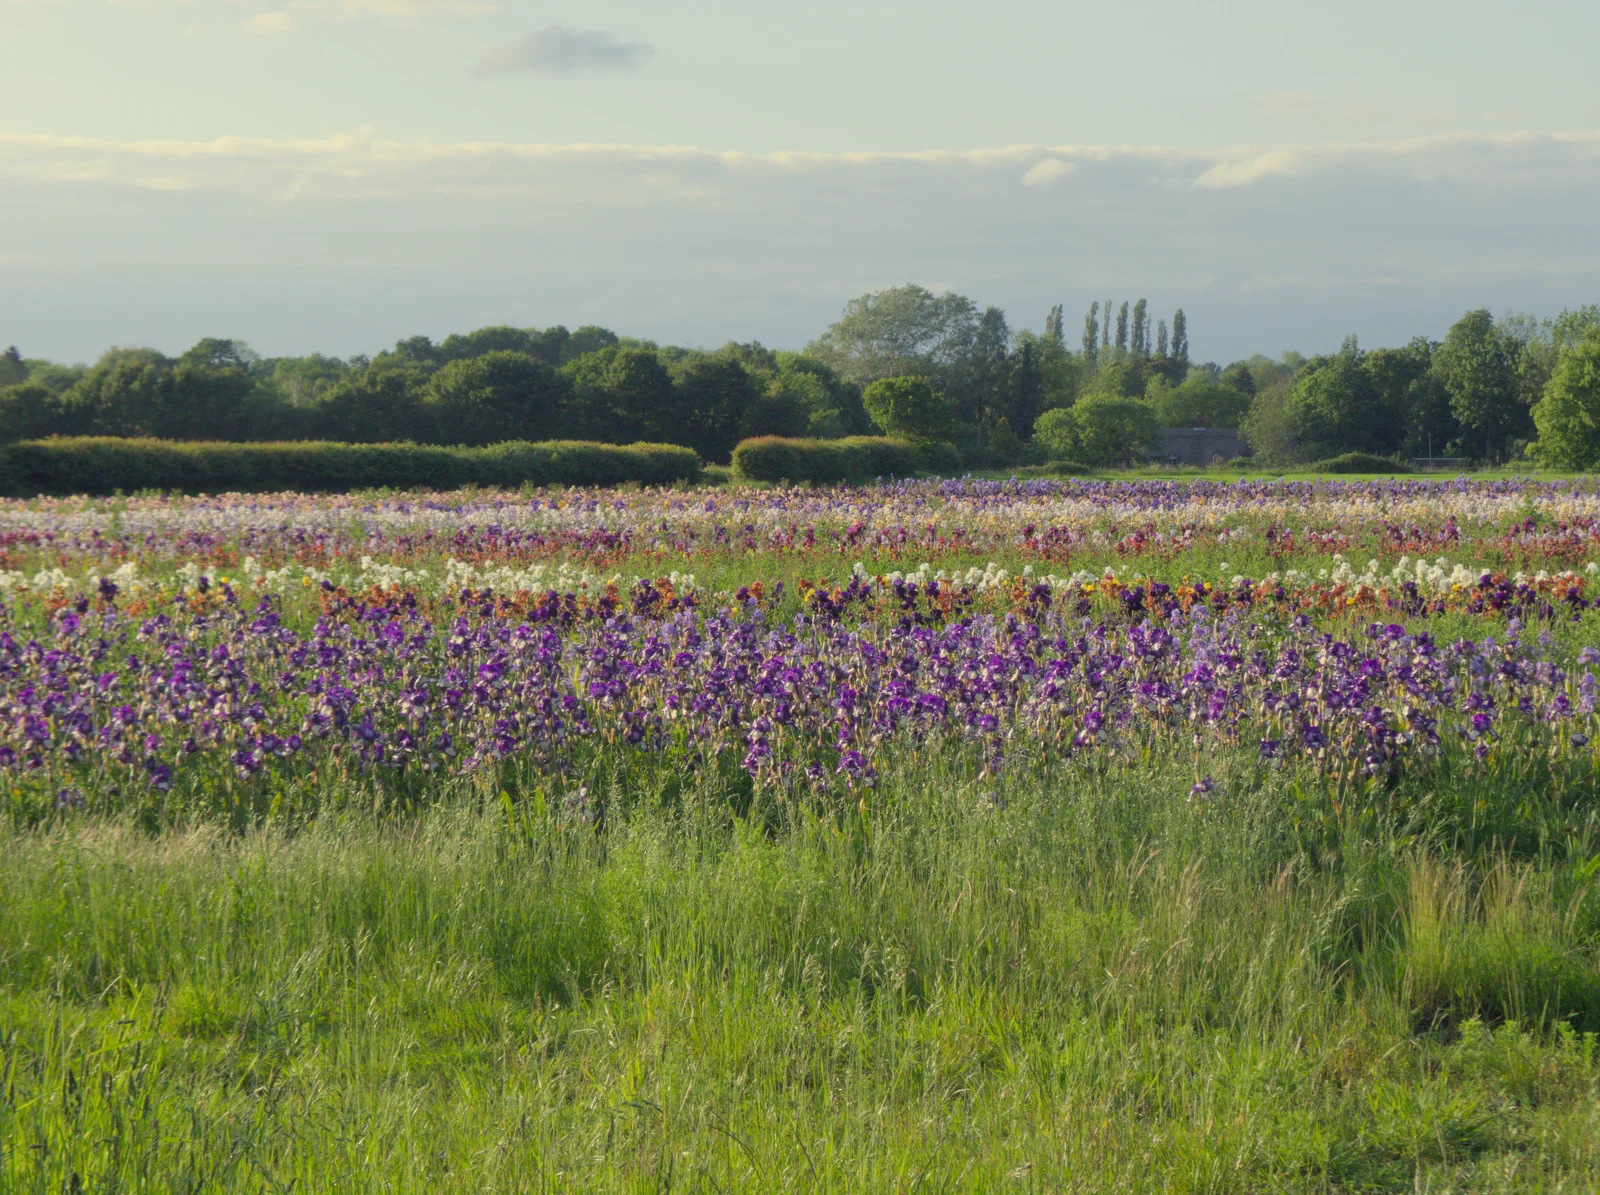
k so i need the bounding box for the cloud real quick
[473,24,653,77]
[2,128,1598,361]
[1193,150,1301,188]
[244,10,293,33]
[302,0,498,17]
[1189,130,1600,188]
[471,24,652,76]
[86,0,496,16]
[7,128,1594,199]
[1021,158,1074,187]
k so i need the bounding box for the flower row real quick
[3,577,1595,810]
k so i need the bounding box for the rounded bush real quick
[1313,452,1413,474]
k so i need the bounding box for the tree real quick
[1400,369,1457,459]
[368,335,445,379]
[426,351,570,445]
[1501,306,1600,416]
[861,376,955,443]
[561,347,675,443]
[1551,306,1600,348]
[962,306,1012,425]
[742,372,823,440]
[1101,301,1112,352]
[1239,380,1298,465]
[1433,309,1525,462]
[1130,299,1148,358]
[1044,305,1065,344]
[776,351,873,434]
[1365,338,1448,457]
[170,358,282,440]
[0,384,65,442]
[266,353,349,408]
[1032,407,1079,459]
[1114,303,1130,357]
[1081,302,1100,368]
[59,348,278,441]
[1155,320,1169,359]
[986,417,1025,466]
[63,351,174,438]
[672,354,760,462]
[438,326,542,363]
[1220,362,1256,396]
[1147,371,1252,428]
[1284,336,1388,460]
[780,370,848,439]
[0,346,26,387]
[1006,338,1043,436]
[314,367,428,443]
[1532,326,1600,467]
[1015,329,1079,415]
[1034,394,1159,466]
[1092,359,1147,399]
[181,338,259,372]
[1230,352,1301,394]
[1171,309,1189,367]
[526,326,570,367]
[806,285,979,390]
[563,325,620,364]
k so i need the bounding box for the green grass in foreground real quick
[973,465,1595,483]
[699,462,1594,485]
[4,752,1600,1192]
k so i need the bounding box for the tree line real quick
[0,330,875,468]
[3,288,1599,469]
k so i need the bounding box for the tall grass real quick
[3,752,1600,1191]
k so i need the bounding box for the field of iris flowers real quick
[5,476,1600,1191]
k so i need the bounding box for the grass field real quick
[707,462,1588,488]
[7,755,1600,1191]
[3,476,1600,1192]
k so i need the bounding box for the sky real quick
[2,0,1599,364]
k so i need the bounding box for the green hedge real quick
[1312,452,1413,475]
[730,436,961,484]
[1011,460,1095,478]
[0,438,701,496]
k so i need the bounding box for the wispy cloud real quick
[474,24,653,77]
[300,0,499,17]
[2,129,1598,360]
[1021,158,1074,187]
[83,0,497,16]
[243,10,293,33]
[7,128,1595,196]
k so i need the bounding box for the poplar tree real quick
[1115,302,1130,357]
[1044,304,1065,344]
[1156,320,1169,358]
[1102,301,1112,351]
[1082,302,1100,367]
[1171,309,1189,366]
[1131,300,1148,357]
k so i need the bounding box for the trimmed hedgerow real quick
[730,436,960,484]
[0,438,701,496]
